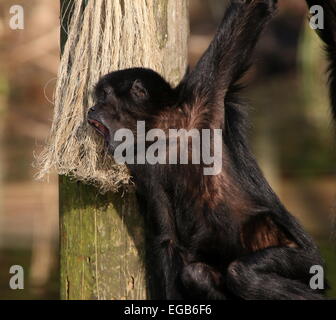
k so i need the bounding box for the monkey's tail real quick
[306,0,336,122]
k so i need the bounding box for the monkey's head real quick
[88,68,176,150]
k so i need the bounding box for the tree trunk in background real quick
[254,113,280,194]
[0,75,8,248]
[59,0,189,300]
[299,24,329,139]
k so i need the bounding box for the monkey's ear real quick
[131,79,148,101]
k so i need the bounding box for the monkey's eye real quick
[100,86,117,104]
[131,79,148,102]
[104,86,114,97]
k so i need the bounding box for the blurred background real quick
[0,0,335,299]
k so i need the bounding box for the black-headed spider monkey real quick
[88,0,330,300]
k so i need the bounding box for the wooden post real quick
[59,0,189,300]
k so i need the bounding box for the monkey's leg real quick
[226,247,325,300]
[138,190,185,299]
[180,263,227,300]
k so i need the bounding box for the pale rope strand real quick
[36,0,170,193]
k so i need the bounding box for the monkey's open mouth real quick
[88,119,110,138]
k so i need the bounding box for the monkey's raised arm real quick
[181,0,277,106]
[306,0,336,122]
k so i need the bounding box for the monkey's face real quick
[88,68,175,151]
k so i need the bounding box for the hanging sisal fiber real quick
[36,0,188,192]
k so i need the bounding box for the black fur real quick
[88,0,327,300]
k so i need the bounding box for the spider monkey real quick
[88,0,327,300]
